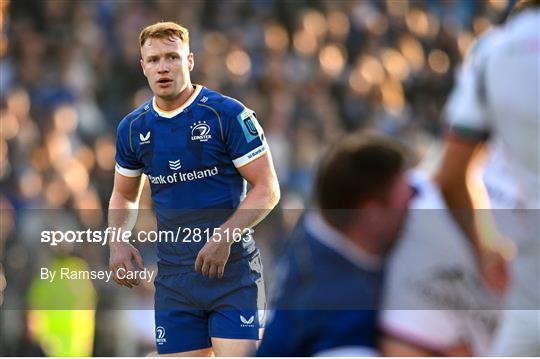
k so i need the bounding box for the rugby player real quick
[257,133,414,356]
[108,22,280,356]
[380,172,501,356]
[435,0,540,354]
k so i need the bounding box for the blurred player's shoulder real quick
[467,27,503,61]
[486,7,540,63]
[505,5,540,33]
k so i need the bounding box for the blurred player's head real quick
[315,132,413,254]
[139,21,193,101]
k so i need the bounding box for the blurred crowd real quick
[0,0,514,356]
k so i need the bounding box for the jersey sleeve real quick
[259,310,379,357]
[114,119,144,177]
[224,105,268,168]
[444,34,495,141]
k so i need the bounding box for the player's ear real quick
[140,59,147,77]
[188,53,194,72]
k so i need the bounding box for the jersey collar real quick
[305,210,382,271]
[152,84,203,118]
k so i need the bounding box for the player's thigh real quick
[154,309,212,355]
[257,328,264,348]
[155,275,212,355]
[160,347,214,357]
[211,337,257,357]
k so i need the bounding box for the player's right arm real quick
[434,135,483,251]
[434,31,507,293]
[108,115,146,288]
[108,172,145,288]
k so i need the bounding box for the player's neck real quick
[343,226,385,258]
[154,84,196,112]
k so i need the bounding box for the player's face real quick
[140,36,194,101]
[378,174,414,253]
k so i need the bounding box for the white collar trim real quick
[305,211,382,270]
[152,85,202,118]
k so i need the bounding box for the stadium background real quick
[0,0,515,356]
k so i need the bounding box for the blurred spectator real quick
[27,251,97,356]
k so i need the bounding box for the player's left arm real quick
[195,151,280,278]
[229,151,281,228]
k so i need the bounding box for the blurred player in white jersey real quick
[380,172,501,356]
[435,0,540,355]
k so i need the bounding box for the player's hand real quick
[477,245,508,294]
[109,242,145,288]
[195,237,232,278]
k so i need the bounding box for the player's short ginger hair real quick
[139,21,190,48]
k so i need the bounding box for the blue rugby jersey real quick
[114,85,268,268]
[257,211,382,356]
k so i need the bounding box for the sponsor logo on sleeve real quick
[237,109,262,143]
